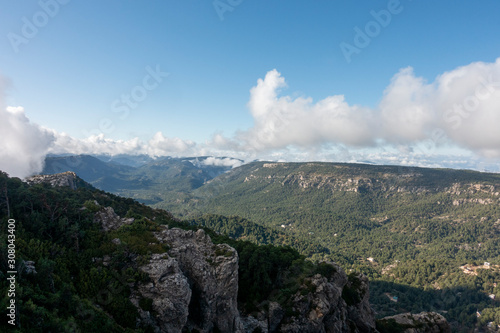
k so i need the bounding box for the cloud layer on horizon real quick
[2,58,500,178]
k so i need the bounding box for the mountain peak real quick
[25,171,79,189]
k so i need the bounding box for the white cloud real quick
[238,69,376,151]
[200,157,243,169]
[0,106,55,178]
[377,59,500,157]
[436,59,500,157]
[228,59,500,159]
[49,131,197,158]
[146,132,196,156]
[379,67,436,143]
[0,76,55,178]
[51,132,143,156]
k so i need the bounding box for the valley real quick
[40,155,500,330]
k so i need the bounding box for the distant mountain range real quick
[42,154,243,203]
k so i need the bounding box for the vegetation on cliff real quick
[1,171,371,332]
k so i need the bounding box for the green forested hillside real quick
[0,171,178,332]
[187,214,332,257]
[177,162,500,330]
[0,171,344,332]
[178,162,500,264]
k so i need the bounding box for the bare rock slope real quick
[130,224,380,332]
[25,171,79,189]
[377,312,451,333]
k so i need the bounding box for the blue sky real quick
[1,0,500,176]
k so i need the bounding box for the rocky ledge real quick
[25,171,78,189]
[93,206,135,232]
[377,312,451,333]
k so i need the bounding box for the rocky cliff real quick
[151,227,243,332]
[130,224,379,333]
[87,202,456,333]
[93,205,135,231]
[267,269,377,333]
[90,202,380,332]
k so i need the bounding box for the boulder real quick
[93,206,134,231]
[378,312,451,333]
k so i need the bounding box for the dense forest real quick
[178,163,500,331]
[0,171,372,332]
[187,214,500,331]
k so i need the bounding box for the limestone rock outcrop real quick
[378,312,451,333]
[131,226,380,333]
[25,171,78,189]
[278,267,377,333]
[132,253,192,333]
[93,206,135,231]
[154,227,244,333]
[132,226,244,332]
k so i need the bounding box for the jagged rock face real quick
[280,273,346,333]
[241,302,285,333]
[269,301,285,332]
[132,227,377,333]
[93,206,134,231]
[133,253,192,333]
[346,273,377,333]
[154,227,243,333]
[25,171,78,189]
[378,312,451,333]
[279,267,376,333]
[241,315,269,333]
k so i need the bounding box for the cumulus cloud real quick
[378,59,500,156]
[0,76,56,178]
[435,59,500,156]
[229,59,500,158]
[379,67,436,143]
[0,106,55,178]
[51,133,143,156]
[238,69,376,151]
